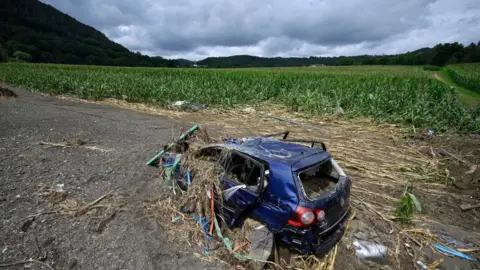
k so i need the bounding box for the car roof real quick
[203,137,328,167]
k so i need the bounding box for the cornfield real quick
[446,63,480,94]
[1,63,479,132]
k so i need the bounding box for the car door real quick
[218,151,264,228]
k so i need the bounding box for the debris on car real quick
[146,125,352,266]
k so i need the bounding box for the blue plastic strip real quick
[433,243,475,261]
[187,170,191,186]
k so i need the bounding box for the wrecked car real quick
[199,132,352,255]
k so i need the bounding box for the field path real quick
[0,85,218,269]
[432,72,446,84]
[431,70,480,107]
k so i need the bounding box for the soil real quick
[0,85,220,269]
[1,84,479,270]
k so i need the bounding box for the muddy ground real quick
[0,86,221,269]
[1,84,479,269]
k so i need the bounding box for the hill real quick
[0,0,186,67]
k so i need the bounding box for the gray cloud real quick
[41,0,480,60]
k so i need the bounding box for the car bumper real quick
[278,208,350,255]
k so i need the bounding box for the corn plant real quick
[0,63,478,132]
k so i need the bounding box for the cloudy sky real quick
[41,0,480,60]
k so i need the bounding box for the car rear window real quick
[296,159,338,200]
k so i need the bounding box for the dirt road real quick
[0,85,218,269]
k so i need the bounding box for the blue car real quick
[199,132,352,255]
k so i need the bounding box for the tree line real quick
[1,0,479,68]
[196,42,480,68]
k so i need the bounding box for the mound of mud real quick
[0,87,18,99]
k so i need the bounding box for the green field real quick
[446,63,480,94]
[1,63,479,133]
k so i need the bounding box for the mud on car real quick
[198,132,352,255]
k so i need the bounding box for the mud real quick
[0,85,219,269]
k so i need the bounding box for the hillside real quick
[0,0,184,67]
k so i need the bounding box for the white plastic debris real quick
[416,260,440,270]
[242,107,256,113]
[353,240,387,264]
[334,106,345,115]
[224,184,247,200]
[55,183,65,192]
[172,101,187,106]
[416,261,428,269]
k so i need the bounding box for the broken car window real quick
[224,152,263,193]
[297,159,338,200]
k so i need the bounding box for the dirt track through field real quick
[1,84,479,269]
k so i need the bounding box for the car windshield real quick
[296,159,339,200]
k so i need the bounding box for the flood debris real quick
[249,225,273,268]
[416,260,441,270]
[38,139,112,152]
[171,101,207,111]
[436,232,474,249]
[145,124,352,268]
[432,243,476,261]
[459,203,480,211]
[353,240,387,265]
[439,149,472,166]
[242,107,256,113]
[0,86,17,99]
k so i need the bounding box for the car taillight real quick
[316,209,326,222]
[300,211,315,225]
[288,206,315,227]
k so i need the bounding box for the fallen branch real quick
[21,211,58,221]
[439,149,472,166]
[38,141,111,152]
[76,188,119,216]
[0,259,55,270]
[39,141,71,148]
[460,203,480,211]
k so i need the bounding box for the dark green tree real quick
[13,50,31,62]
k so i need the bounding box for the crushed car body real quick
[197,132,352,255]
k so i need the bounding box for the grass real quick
[434,67,480,108]
[0,63,479,133]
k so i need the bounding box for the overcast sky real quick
[41,0,480,60]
